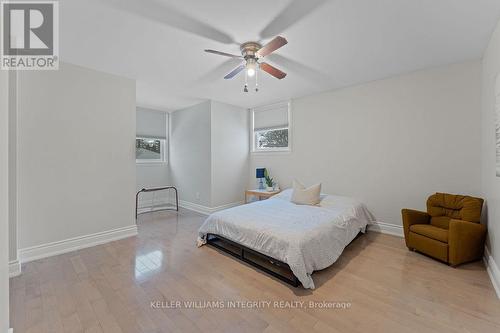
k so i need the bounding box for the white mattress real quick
[197,189,374,289]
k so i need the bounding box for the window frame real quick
[251,101,292,153]
[136,137,167,164]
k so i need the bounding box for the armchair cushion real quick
[429,216,451,229]
[410,224,448,243]
[427,193,484,229]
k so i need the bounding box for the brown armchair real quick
[402,193,485,266]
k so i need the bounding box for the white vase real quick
[266,186,274,192]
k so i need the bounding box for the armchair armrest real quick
[448,219,486,266]
[401,209,430,248]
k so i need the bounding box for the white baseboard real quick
[8,260,21,278]
[367,221,404,237]
[137,203,177,214]
[179,200,243,215]
[139,196,242,216]
[178,200,211,215]
[19,225,138,263]
[137,205,177,214]
[484,246,500,299]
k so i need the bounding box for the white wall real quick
[170,100,249,209]
[8,70,17,264]
[250,61,482,227]
[481,20,500,270]
[211,101,249,207]
[136,107,171,209]
[170,101,212,206]
[17,62,137,251]
[0,66,11,333]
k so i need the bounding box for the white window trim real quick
[250,101,292,154]
[136,137,167,164]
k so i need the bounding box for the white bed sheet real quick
[197,189,374,289]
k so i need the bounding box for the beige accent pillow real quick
[291,180,322,205]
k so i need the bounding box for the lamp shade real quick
[256,168,265,178]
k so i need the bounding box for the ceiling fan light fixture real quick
[246,59,257,77]
[205,36,288,88]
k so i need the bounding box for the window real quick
[136,137,166,163]
[252,101,290,152]
[136,108,169,164]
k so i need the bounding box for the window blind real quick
[136,107,168,139]
[253,102,289,131]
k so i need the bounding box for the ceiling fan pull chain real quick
[244,68,249,92]
[255,68,259,92]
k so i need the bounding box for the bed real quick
[197,189,374,289]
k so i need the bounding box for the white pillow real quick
[291,180,322,205]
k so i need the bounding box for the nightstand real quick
[245,189,281,203]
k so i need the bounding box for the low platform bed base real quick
[206,233,300,287]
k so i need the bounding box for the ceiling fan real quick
[204,36,288,92]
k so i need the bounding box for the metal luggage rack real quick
[135,186,179,219]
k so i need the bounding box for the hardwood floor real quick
[10,208,500,333]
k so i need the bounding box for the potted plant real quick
[264,169,274,192]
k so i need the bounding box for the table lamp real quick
[256,168,266,190]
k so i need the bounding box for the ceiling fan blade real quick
[256,36,288,58]
[195,58,243,87]
[259,0,327,39]
[224,64,245,79]
[205,49,242,58]
[102,0,235,44]
[100,0,236,44]
[260,62,287,79]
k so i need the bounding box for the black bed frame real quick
[206,233,300,287]
[206,231,364,288]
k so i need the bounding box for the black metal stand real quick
[136,186,179,219]
[206,233,300,287]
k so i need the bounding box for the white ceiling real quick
[60,0,500,110]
